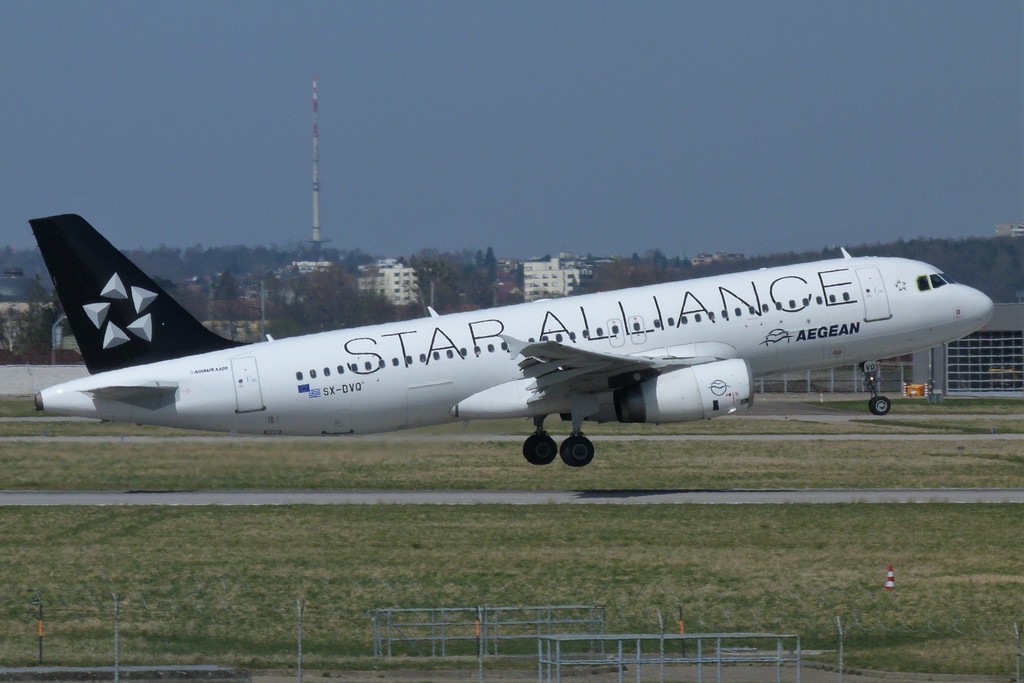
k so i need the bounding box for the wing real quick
[501,335,736,400]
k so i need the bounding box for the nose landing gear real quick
[869,394,891,416]
[863,361,891,416]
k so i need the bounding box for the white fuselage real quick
[40,256,994,435]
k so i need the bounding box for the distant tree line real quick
[1,235,1021,363]
[0,279,62,364]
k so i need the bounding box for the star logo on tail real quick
[82,273,158,349]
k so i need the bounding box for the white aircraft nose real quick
[971,287,995,326]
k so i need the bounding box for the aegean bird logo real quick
[708,379,729,396]
[82,273,158,350]
[760,328,792,346]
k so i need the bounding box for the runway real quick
[4,404,1020,506]
[2,488,1023,506]
[2,432,1023,444]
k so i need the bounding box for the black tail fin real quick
[30,214,244,373]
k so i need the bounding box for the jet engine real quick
[613,358,752,423]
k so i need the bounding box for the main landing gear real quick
[523,416,557,465]
[522,415,595,467]
[863,361,891,416]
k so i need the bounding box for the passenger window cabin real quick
[297,291,832,384]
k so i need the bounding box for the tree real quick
[212,270,241,301]
[410,255,463,313]
[278,265,397,334]
[0,278,56,359]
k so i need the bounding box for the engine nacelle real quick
[614,358,753,423]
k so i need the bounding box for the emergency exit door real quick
[856,267,892,322]
[231,357,266,413]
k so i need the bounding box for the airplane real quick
[30,214,994,467]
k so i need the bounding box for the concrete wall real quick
[0,365,89,396]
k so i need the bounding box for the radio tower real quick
[310,76,324,254]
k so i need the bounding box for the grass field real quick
[1,505,1022,674]
[821,397,1024,415]
[0,396,1022,674]
[1,437,1024,491]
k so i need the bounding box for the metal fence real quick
[1,596,1021,682]
[537,632,801,683]
[757,361,912,394]
[370,605,605,657]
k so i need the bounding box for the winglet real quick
[840,247,852,259]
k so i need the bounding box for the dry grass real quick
[0,417,936,437]
[0,505,1021,673]
[823,397,1024,415]
[1,396,1022,673]
[0,437,1023,491]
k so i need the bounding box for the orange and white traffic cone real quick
[884,564,895,590]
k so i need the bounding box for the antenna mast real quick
[310,76,323,253]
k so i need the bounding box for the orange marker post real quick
[678,608,687,657]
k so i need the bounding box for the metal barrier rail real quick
[371,604,605,657]
[537,632,801,683]
[757,361,912,394]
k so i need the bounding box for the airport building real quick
[689,251,745,267]
[0,268,33,314]
[358,258,420,307]
[914,303,1024,395]
[994,223,1024,238]
[289,260,333,273]
[522,254,592,301]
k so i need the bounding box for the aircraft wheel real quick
[559,435,595,467]
[869,395,891,416]
[523,433,558,465]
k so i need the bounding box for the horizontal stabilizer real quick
[84,382,179,410]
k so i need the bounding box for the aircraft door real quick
[231,357,266,413]
[856,267,892,322]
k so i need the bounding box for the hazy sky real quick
[1,1,1020,259]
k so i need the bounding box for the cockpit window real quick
[918,273,954,291]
